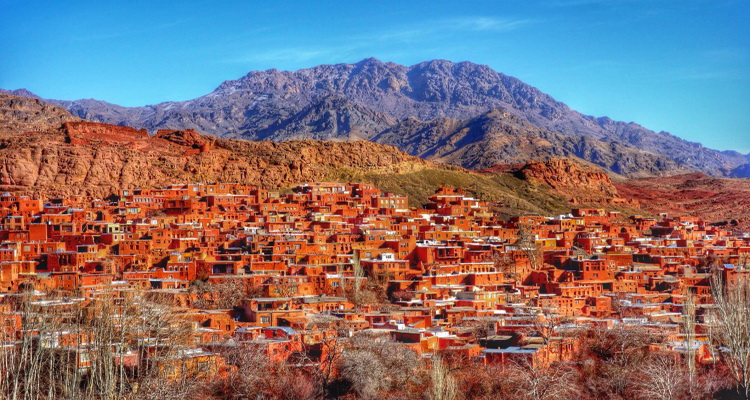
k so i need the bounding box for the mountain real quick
[0,89,41,99]
[253,95,397,141]
[9,58,746,177]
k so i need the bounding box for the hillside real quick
[0,121,588,217]
[0,121,427,196]
[615,174,750,230]
[0,93,583,216]
[7,58,746,177]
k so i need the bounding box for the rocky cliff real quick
[0,94,435,197]
[509,159,637,207]
[0,120,431,198]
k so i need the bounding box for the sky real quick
[1,0,749,153]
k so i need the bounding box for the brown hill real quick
[0,121,431,198]
[482,159,639,209]
[511,159,638,207]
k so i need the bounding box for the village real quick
[0,181,748,399]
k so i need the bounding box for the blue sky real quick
[1,0,749,153]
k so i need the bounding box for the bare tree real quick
[190,278,246,309]
[710,270,750,398]
[268,365,323,400]
[577,325,665,399]
[507,360,578,400]
[353,251,364,296]
[209,344,270,399]
[488,249,518,282]
[461,317,496,341]
[0,289,177,399]
[525,304,575,347]
[634,355,689,400]
[345,266,391,309]
[338,331,422,399]
[682,291,697,381]
[736,253,750,269]
[517,221,542,272]
[426,356,458,400]
[289,314,347,394]
[272,275,300,298]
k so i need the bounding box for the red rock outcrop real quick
[500,158,639,207]
[62,121,148,146]
[0,121,432,198]
[154,129,211,154]
[514,159,618,195]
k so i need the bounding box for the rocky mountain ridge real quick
[4,58,748,177]
[0,96,431,197]
[0,123,432,198]
[373,108,688,176]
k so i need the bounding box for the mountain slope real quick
[12,58,746,177]
[252,95,396,141]
[373,108,687,176]
[505,158,637,207]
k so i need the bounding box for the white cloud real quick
[218,15,537,66]
[450,16,536,32]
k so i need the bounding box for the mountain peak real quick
[356,57,384,66]
[0,88,41,99]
